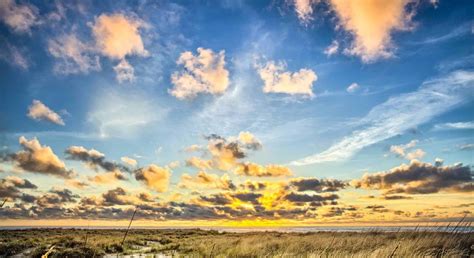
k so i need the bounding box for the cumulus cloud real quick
[48,13,147,81]
[184,144,202,152]
[65,179,89,189]
[237,131,262,150]
[390,140,425,160]
[234,163,292,177]
[239,180,268,191]
[0,0,39,34]
[88,171,126,184]
[283,192,338,203]
[92,13,148,60]
[4,136,74,178]
[184,133,279,176]
[381,195,413,200]
[91,13,148,83]
[290,177,345,192]
[170,48,230,99]
[346,82,360,93]
[256,60,317,97]
[0,176,37,200]
[134,164,171,192]
[293,0,319,24]
[185,156,213,170]
[65,146,130,174]
[48,33,101,75]
[329,0,416,62]
[27,100,65,126]
[352,160,473,194]
[205,134,249,171]
[114,59,135,83]
[179,171,236,190]
[121,156,137,167]
[35,188,79,207]
[291,70,474,165]
[100,187,143,206]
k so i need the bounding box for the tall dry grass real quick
[0,221,471,257]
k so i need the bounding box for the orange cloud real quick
[170,48,229,99]
[27,100,65,126]
[179,171,235,190]
[92,13,148,60]
[10,136,74,178]
[329,0,415,62]
[234,163,292,177]
[134,164,171,192]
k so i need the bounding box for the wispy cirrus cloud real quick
[291,70,474,165]
[433,121,474,131]
[87,89,168,138]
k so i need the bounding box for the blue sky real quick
[0,0,472,224]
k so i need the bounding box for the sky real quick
[0,0,472,227]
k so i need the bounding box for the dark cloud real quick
[206,134,246,159]
[381,195,413,200]
[65,146,131,173]
[322,206,358,218]
[134,164,171,192]
[138,192,155,202]
[0,176,37,200]
[102,187,134,206]
[36,188,79,207]
[290,178,346,192]
[199,193,232,205]
[239,181,267,191]
[283,192,339,203]
[365,205,390,213]
[3,137,75,178]
[231,193,262,204]
[352,160,473,194]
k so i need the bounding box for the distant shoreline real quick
[0,225,472,233]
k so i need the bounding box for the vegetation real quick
[0,227,472,257]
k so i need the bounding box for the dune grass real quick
[0,227,472,257]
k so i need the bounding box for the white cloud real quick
[170,48,230,100]
[27,100,65,126]
[0,0,38,34]
[433,121,474,131]
[291,70,474,165]
[293,0,319,25]
[48,33,101,75]
[113,59,135,83]
[256,60,317,97]
[346,82,360,93]
[329,0,416,63]
[324,40,339,56]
